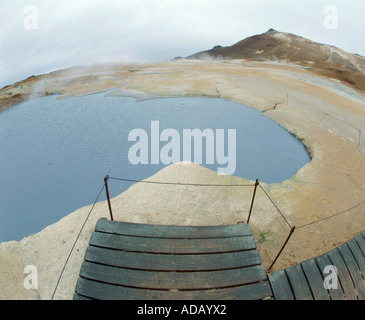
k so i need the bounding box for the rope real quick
[296,199,365,229]
[108,176,253,187]
[259,184,293,229]
[51,183,105,300]
[109,176,365,230]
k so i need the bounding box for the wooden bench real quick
[268,231,365,300]
[74,219,272,300]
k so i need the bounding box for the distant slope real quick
[187,29,365,92]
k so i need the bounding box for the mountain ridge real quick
[186,29,365,91]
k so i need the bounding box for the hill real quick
[187,29,365,91]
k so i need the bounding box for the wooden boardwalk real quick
[268,232,365,300]
[74,219,365,300]
[74,219,272,300]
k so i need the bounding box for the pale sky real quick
[1,0,364,88]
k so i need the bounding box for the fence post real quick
[268,226,296,272]
[247,179,259,224]
[104,175,114,221]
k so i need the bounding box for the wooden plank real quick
[301,259,330,300]
[95,219,252,239]
[89,232,256,254]
[74,220,274,300]
[268,270,294,300]
[327,248,357,300]
[75,277,272,300]
[84,245,262,271]
[315,253,345,300]
[79,261,267,290]
[285,264,313,300]
[355,233,365,256]
[347,238,365,278]
[338,243,365,300]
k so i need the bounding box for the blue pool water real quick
[0,93,310,242]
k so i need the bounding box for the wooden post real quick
[268,226,296,271]
[247,179,259,224]
[104,175,114,221]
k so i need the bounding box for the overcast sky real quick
[1,0,364,88]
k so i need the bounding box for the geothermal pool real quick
[0,93,310,242]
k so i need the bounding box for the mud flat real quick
[1,59,365,299]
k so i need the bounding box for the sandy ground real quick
[1,59,365,299]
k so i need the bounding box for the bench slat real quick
[95,219,252,238]
[328,248,357,300]
[84,245,261,271]
[338,244,365,300]
[347,238,365,278]
[301,258,330,300]
[355,233,365,256]
[285,264,313,300]
[75,277,272,300]
[79,261,267,290]
[315,253,345,300]
[268,270,294,300]
[89,232,256,254]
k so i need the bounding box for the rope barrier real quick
[108,176,254,187]
[48,172,365,292]
[253,182,365,231]
[109,176,365,230]
[296,199,365,229]
[254,182,365,270]
[51,183,105,300]
[258,184,293,229]
[52,175,365,288]
[108,176,365,271]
